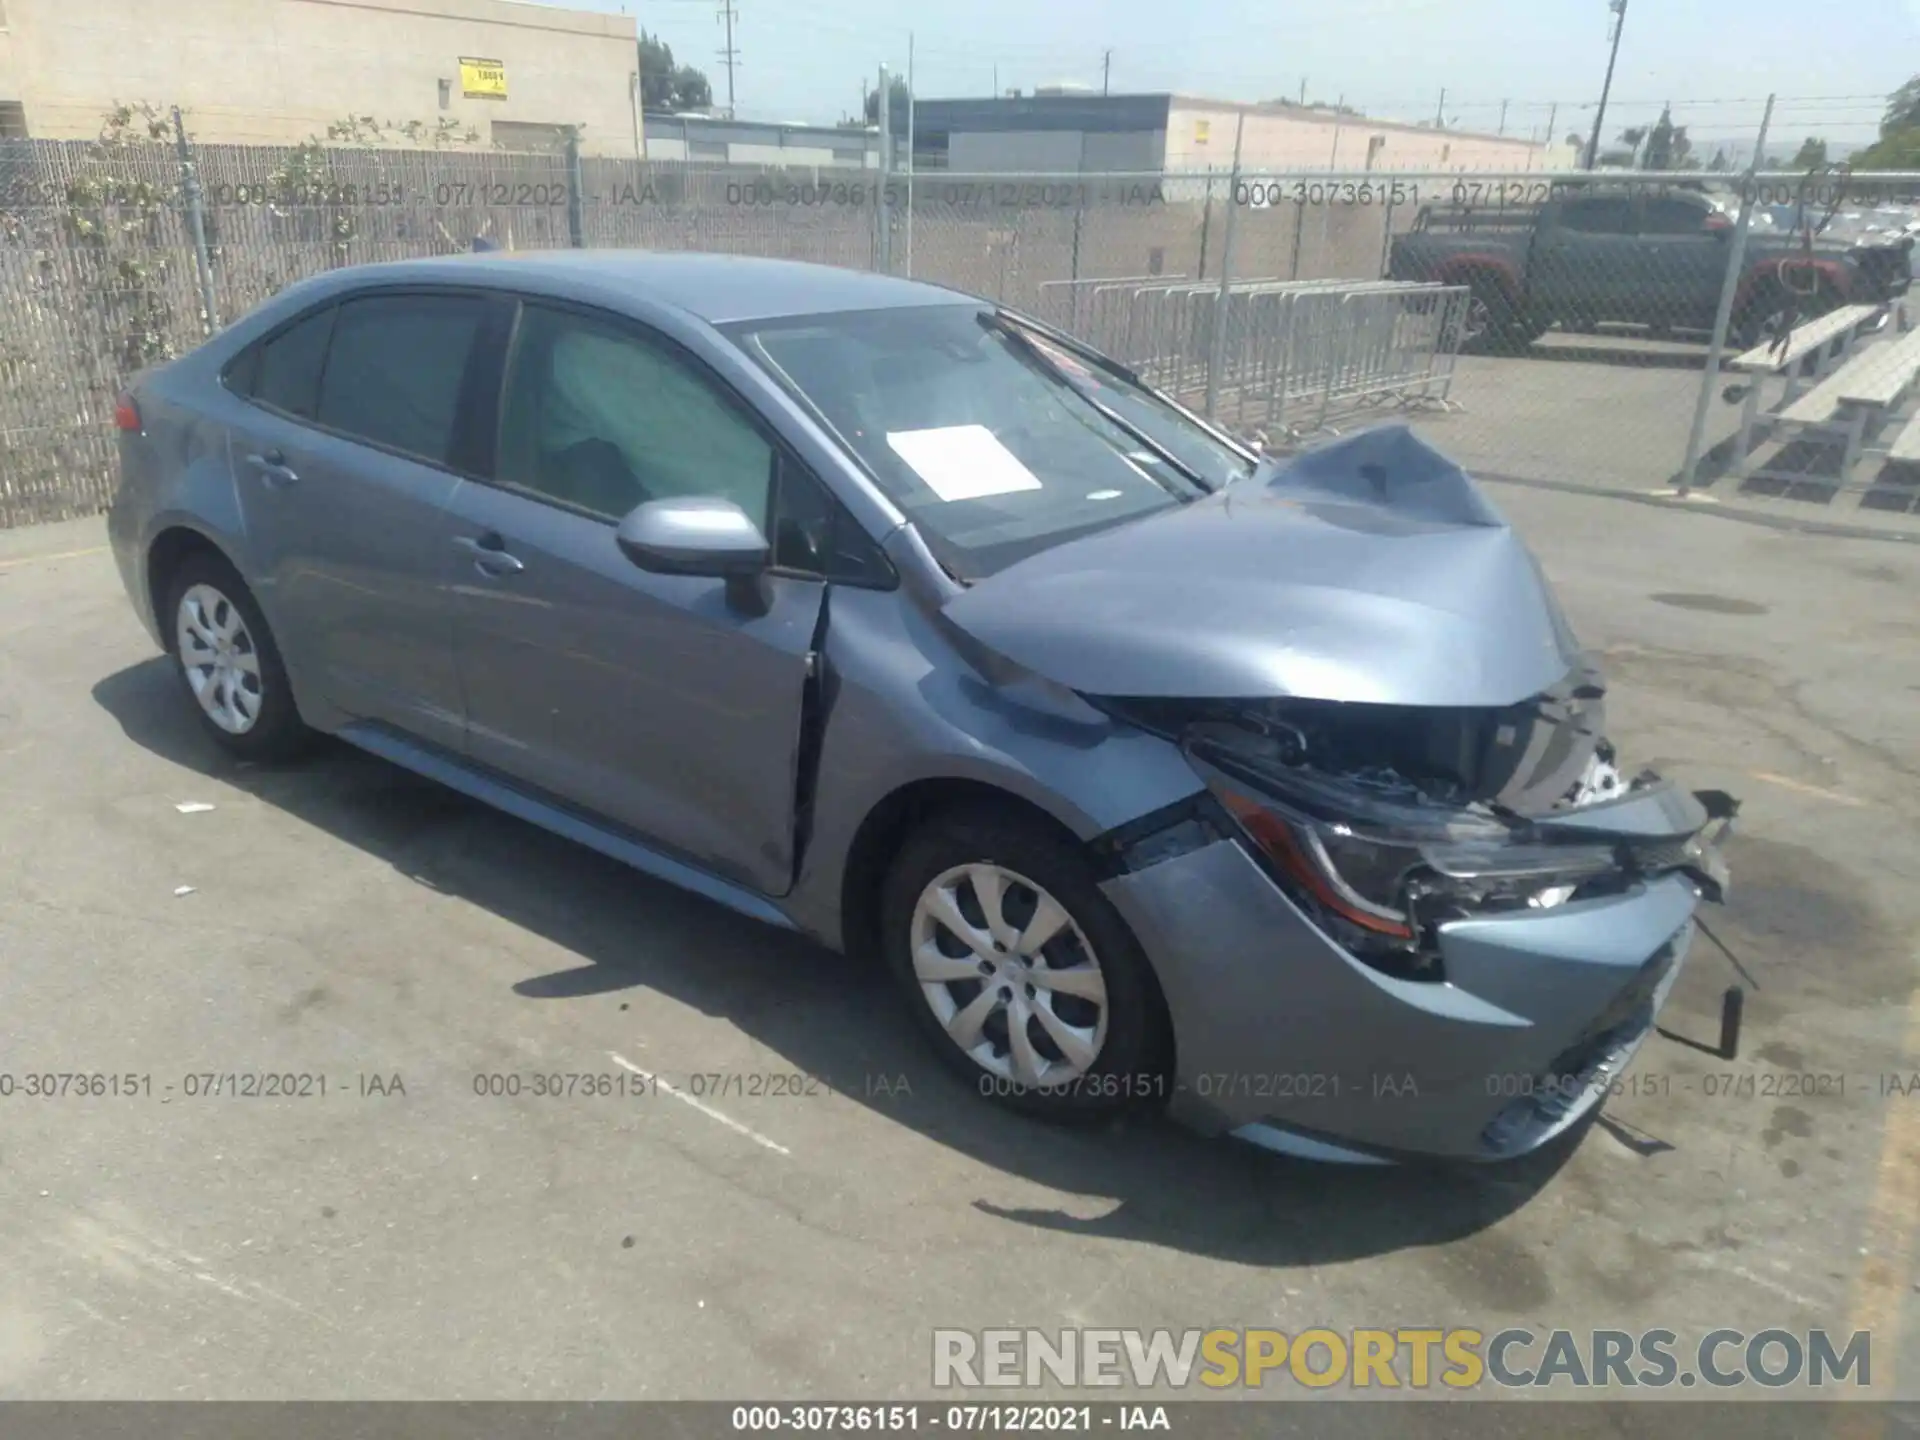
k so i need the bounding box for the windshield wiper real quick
[976,310,1216,496]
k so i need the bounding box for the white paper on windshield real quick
[886,425,1044,503]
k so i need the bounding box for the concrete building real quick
[903,91,1580,174]
[642,112,878,168]
[0,0,642,155]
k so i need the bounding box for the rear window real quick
[1559,197,1633,234]
[1641,195,1715,235]
[314,294,485,465]
[243,306,336,419]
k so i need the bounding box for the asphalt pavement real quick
[1,482,1917,1411]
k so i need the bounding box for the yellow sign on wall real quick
[459,57,508,99]
[1194,118,1211,145]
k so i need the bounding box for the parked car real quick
[107,253,1734,1163]
[1390,184,1914,351]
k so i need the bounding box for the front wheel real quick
[880,807,1172,1119]
[165,553,313,761]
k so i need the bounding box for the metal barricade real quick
[1035,273,1186,339]
[1038,275,1468,439]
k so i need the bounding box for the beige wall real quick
[1167,101,1579,173]
[2,0,641,155]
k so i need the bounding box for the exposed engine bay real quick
[1106,656,1617,819]
[1096,661,1732,982]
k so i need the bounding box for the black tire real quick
[1735,280,1837,351]
[880,805,1173,1120]
[162,551,313,762]
[1460,277,1540,356]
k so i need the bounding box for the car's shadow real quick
[96,655,1590,1267]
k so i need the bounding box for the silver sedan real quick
[107,252,1732,1162]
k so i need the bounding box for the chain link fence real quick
[3,126,1919,529]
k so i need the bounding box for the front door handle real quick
[244,450,299,488]
[453,532,525,577]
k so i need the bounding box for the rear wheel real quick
[880,806,1172,1119]
[164,553,312,761]
[1735,278,1839,351]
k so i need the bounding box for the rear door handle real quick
[453,532,525,577]
[244,450,299,488]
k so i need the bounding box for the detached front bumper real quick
[1100,783,1726,1163]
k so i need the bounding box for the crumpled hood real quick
[939,425,1583,706]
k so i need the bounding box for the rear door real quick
[228,290,488,751]
[1528,194,1643,324]
[443,298,829,897]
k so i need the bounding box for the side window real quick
[1641,196,1713,235]
[314,294,485,465]
[771,458,894,585]
[243,306,335,419]
[1558,197,1632,235]
[497,303,774,524]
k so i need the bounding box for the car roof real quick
[281,251,979,325]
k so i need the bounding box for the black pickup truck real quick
[1387,185,1914,353]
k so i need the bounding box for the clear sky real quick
[565,0,1920,152]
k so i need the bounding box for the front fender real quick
[783,584,1206,950]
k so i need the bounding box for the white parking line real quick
[609,1051,791,1156]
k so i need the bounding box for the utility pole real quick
[992,63,998,98]
[1102,49,1111,96]
[1584,0,1628,169]
[877,63,893,272]
[1434,87,1446,128]
[716,0,739,117]
[906,32,915,277]
[1545,101,1559,165]
[1498,99,1508,136]
[1298,76,1307,105]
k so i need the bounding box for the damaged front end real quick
[937,424,1739,1159]
[1102,664,1734,990]
[1093,672,1737,1162]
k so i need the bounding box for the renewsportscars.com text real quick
[932,1327,1873,1390]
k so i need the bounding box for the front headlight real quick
[1187,733,1619,974]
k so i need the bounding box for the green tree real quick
[1617,111,1694,170]
[864,75,911,125]
[639,31,712,113]
[1854,75,1920,171]
[1788,137,1828,168]
[59,103,183,371]
[1641,107,1692,169]
[1883,76,1920,133]
[1855,128,1920,170]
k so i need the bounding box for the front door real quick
[446,300,825,898]
[226,292,487,751]
[1636,192,1736,333]
[1530,193,1645,326]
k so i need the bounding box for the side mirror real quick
[615,496,773,615]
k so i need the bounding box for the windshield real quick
[728,304,1254,579]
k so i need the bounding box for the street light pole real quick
[1584,0,1627,169]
